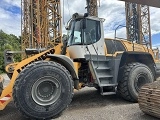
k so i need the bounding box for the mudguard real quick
[47,54,78,79]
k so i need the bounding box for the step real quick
[93,61,110,68]
[95,66,111,70]
[98,75,113,79]
[96,69,112,76]
[99,77,113,84]
[101,92,116,96]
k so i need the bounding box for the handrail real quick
[86,32,99,68]
[89,33,99,68]
[114,25,150,51]
[91,43,99,68]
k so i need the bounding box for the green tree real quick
[0,30,21,74]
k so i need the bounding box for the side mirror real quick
[65,25,70,30]
[65,18,72,30]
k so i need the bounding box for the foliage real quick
[0,30,21,74]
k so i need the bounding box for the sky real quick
[0,0,160,47]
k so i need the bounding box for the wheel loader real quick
[1,13,160,119]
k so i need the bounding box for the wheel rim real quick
[31,76,61,106]
[135,73,147,92]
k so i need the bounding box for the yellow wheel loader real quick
[1,13,159,119]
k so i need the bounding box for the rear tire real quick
[117,63,153,102]
[13,61,73,120]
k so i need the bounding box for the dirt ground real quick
[0,74,159,120]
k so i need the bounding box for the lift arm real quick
[119,0,160,8]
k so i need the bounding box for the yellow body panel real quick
[121,40,155,61]
[105,39,156,62]
[54,43,63,54]
[53,43,80,75]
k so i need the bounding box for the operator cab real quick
[66,13,105,59]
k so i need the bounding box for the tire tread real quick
[117,62,142,102]
[13,61,74,120]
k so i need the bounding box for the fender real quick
[47,54,78,79]
[119,51,155,69]
[117,51,156,82]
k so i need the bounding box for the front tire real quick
[117,63,154,102]
[13,61,73,119]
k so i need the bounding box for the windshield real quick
[68,18,101,46]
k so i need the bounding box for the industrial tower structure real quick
[86,0,98,16]
[21,0,62,58]
[125,3,152,48]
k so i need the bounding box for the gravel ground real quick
[0,74,159,120]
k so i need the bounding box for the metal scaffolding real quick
[125,2,151,48]
[120,0,160,8]
[86,0,98,16]
[139,5,152,47]
[21,0,62,58]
